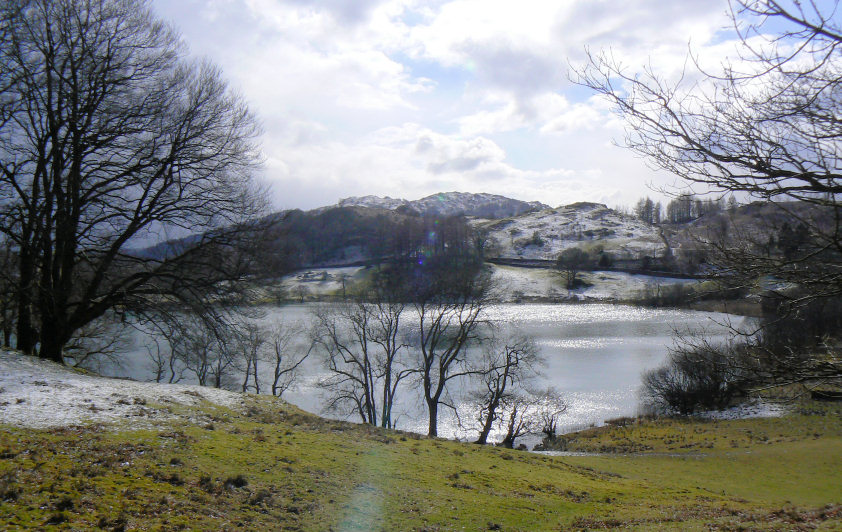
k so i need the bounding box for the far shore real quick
[261,262,762,317]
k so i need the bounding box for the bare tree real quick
[641,336,744,415]
[0,236,17,346]
[140,317,188,384]
[576,0,842,383]
[293,285,311,304]
[368,295,414,428]
[312,293,414,428]
[576,0,842,301]
[312,301,378,424]
[206,331,241,391]
[536,388,568,443]
[499,388,567,449]
[497,393,533,449]
[0,0,265,362]
[238,323,265,394]
[415,269,492,437]
[147,338,169,384]
[146,336,184,384]
[175,318,215,388]
[473,335,541,445]
[168,313,240,389]
[267,320,309,398]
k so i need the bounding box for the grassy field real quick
[1,397,840,530]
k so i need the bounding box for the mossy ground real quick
[1,397,840,531]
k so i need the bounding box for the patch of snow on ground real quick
[488,264,701,301]
[0,349,248,429]
[697,398,787,420]
[489,265,566,300]
[578,271,700,300]
[271,266,366,300]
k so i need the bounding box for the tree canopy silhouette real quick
[0,0,265,362]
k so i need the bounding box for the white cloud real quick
[540,101,606,135]
[151,0,747,211]
[414,131,506,174]
[263,122,652,209]
[457,92,579,135]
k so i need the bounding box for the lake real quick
[116,303,746,443]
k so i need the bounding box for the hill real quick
[138,194,835,285]
[477,202,665,262]
[337,191,548,219]
[253,198,669,273]
[1,350,840,530]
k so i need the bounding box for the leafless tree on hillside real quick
[415,270,493,437]
[238,323,266,394]
[472,335,542,445]
[312,294,414,428]
[498,388,567,449]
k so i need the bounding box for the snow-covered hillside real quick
[479,202,666,261]
[338,195,408,210]
[487,264,698,301]
[337,191,548,219]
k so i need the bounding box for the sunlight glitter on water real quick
[537,337,612,349]
[485,303,677,325]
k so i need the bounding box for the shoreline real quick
[266,263,763,317]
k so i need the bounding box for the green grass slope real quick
[1,396,840,531]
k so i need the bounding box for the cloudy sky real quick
[151,0,741,210]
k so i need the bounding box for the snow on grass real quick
[488,264,700,301]
[488,264,567,300]
[697,399,787,421]
[0,349,248,429]
[578,271,700,300]
[263,266,366,301]
[479,203,666,261]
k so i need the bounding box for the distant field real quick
[263,263,705,305]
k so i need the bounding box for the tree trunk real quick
[427,399,438,437]
[15,265,35,354]
[381,370,392,428]
[38,326,66,363]
[241,366,250,392]
[251,358,260,394]
[273,357,283,396]
[16,308,35,354]
[500,406,520,448]
[475,408,496,445]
